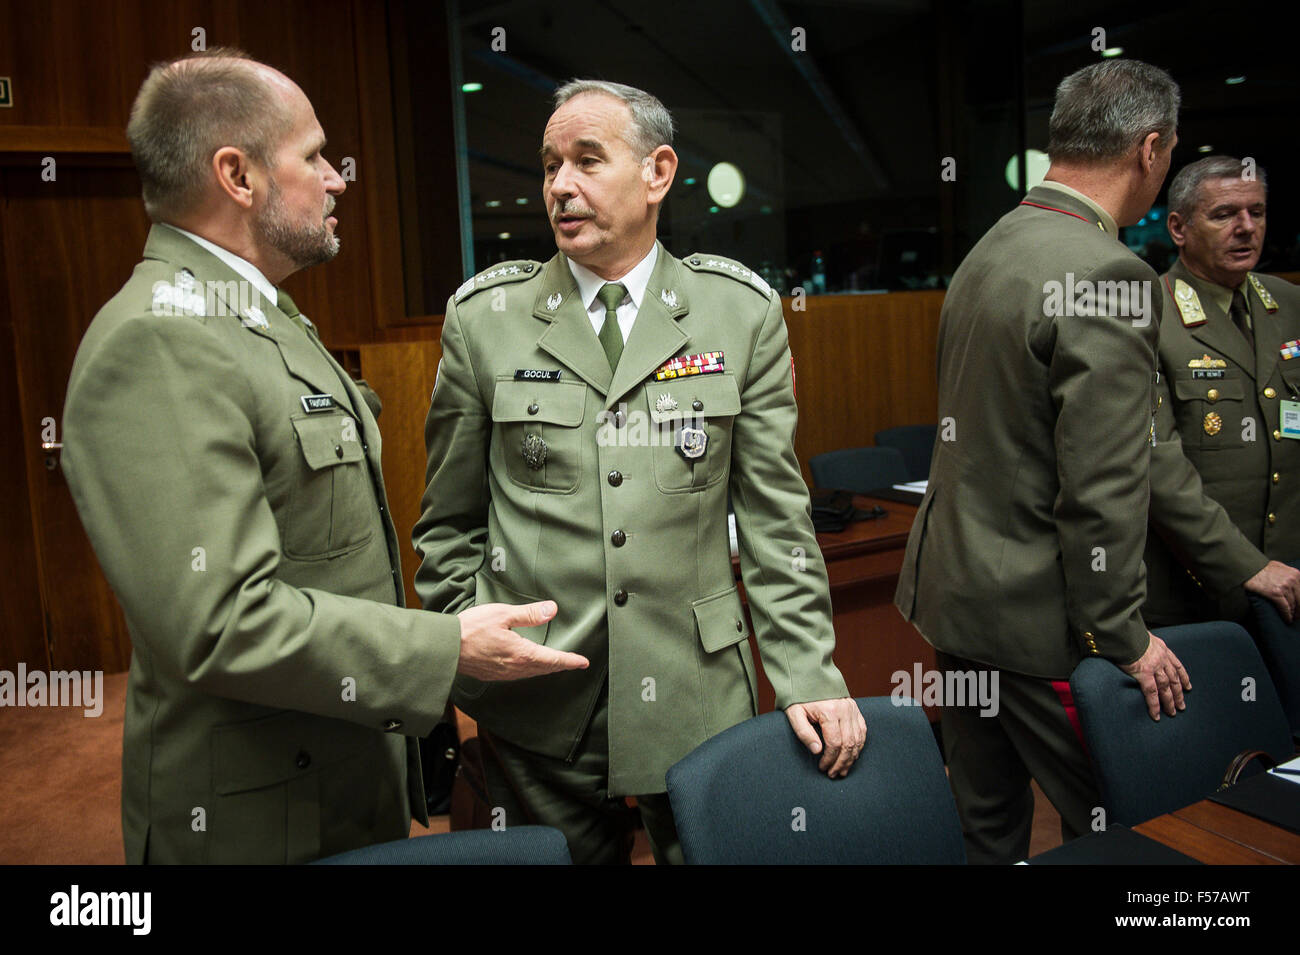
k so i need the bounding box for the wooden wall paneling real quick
[357,0,463,331]
[353,339,443,609]
[251,0,376,346]
[783,290,942,480]
[0,204,50,673]
[352,0,408,333]
[2,163,147,673]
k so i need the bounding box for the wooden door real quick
[0,161,148,672]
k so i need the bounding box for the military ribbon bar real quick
[655,351,724,381]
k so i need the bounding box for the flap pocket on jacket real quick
[1173,375,1245,402]
[492,378,586,425]
[646,374,741,424]
[291,413,365,470]
[211,710,372,795]
[692,586,750,653]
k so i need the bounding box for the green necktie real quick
[596,282,627,372]
[276,288,315,338]
[1230,288,1254,352]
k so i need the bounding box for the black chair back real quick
[874,424,938,482]
[666,697,965,864]
[1070,621,1292,827]
[808,446,909,494]
[311,825,572,864]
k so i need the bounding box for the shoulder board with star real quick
[684,253,774,300]
[1248,273,1279,313]
[453,260,542,305]
[1164,274,1207,327]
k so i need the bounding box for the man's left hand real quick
[1243,560,1300,623]
[785,698,866,778]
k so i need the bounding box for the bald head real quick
[126,48,294,222]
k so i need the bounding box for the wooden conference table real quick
[736,494,935,716]
[1134,795,1300,864]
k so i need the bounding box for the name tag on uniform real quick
[1192,369,1225,380]
[300,394,337,413]
[514,369,562,381]
[1281,400,1300,439]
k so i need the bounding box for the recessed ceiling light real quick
[1197,145,1214,153]
[485,200,502,208]
[1225,76,1246,85]
[515,198,528,205]
[1101,47,1123,58]
[707,162,746,208]
[1003,149,1051,191]
[497,232,511,239]
[462,82,483,93]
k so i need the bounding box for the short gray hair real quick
[1168,155,1268,219]
[126,47,290,221]
[552,79,675,158]
[1048,59,1180,163]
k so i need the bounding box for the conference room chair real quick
[808,446,909,494]
[1069,621,1293,828]
[312,825,572,864]
[1247,572,1300,740]
[665,697,966,864]
[874,424,938,482]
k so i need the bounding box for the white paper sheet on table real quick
[891,480,929,493]
[1268,754,1300,786]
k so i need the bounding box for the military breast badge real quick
[655,393,678,414]
[1203,412,1222,436]
[521,432,547,470]
[676,426,708,460]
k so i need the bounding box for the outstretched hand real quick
[456,600,588,681]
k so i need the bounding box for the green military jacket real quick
[1144,258,1300,624]
[413,244,847,796]
[895,185,1160,678]
[62,225,461,863]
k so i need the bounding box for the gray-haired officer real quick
[414,79,864,865]
[896,60,1189,865]
[1145,155,1300,626]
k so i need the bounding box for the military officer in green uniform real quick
[1145,155,1300,627]
[61,50,584,864]
[413,79,864,864]
[895,60,1190,864]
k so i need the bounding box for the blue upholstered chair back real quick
[666,697,965,864]
[874,424,938,482]
[1248,584,1300,737]
[808,446,909,494]
[1070,622,1293,827]
[311,825,571,865]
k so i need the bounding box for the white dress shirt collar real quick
[566,243,659,312]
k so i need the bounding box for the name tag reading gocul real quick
[515,369,562,381]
